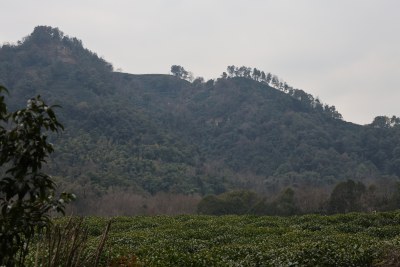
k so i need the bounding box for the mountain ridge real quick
[1,26,399,198]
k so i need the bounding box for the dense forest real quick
[1,26,400,215]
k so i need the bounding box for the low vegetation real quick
[22,212,400,266]
[198,179,400,216]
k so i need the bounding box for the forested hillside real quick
[1,26,400,214]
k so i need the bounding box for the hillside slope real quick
[1,26,400,196]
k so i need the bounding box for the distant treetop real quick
[222,65,342,120]
[170,65,193,81]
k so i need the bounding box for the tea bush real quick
[26,211,400,266]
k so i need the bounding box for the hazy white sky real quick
[2,0,400,124]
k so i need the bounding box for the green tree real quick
[197,190,261,215]
[252,68,261,81]
[197,195,225,215]
[227,65,236,77]
[192,76,205,86]
[270,188,298,216]
[265,72,272,84]
[170,65,192,81]
[328,180,366,214]
[391,116,400,126]
[237,66,251,78]
[370,116,391,129]
[260,71,266,82]
[0,85,72,266]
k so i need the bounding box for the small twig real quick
[94,220,112,267]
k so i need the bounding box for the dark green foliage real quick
[1,27,400,204]
[198,188,300,216]
[197,190,260,215]
[199,179,400,215]
[328,180,366,213]
[0,85,72,266]
[25,212,400,266]
[170,65,192,81]
[269,188,298,216]
[197,195,226,215]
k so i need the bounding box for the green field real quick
[26,211,400,266]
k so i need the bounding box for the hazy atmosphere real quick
[2,0,400,124]
[4,1,400,265]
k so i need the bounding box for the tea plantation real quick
[28,212,400,266]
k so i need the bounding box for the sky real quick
[2,0,400,125]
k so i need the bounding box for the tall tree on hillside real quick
[391,116,400,126]
[252,68,261,81]
[370,116,392,129]
[239,66,251,78]
[170,65,192,81]
[265,72,272,84]
[271,75,280,88]
[227,65,236,77]
[260,71,266,82]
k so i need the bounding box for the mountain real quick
[1,26,400,199]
